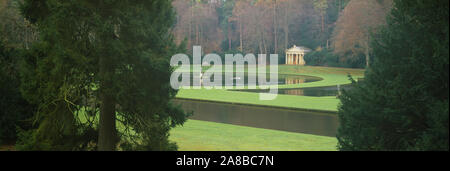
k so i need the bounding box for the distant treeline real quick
[172,0,392,68]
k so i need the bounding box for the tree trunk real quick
[273,0,278,54]
[196,22,199,45]
[326,39,329,49]
[262,30,267,55]
[365,44,370,68]
[321,14,324,33]
[195,2,199,46]
[259,37,263,55]
[98,55,117,151]
[258,26,263,54]
[365,35,370,68]
[189,3,193,49]
[199,23,202,46]
[284,4,289,50]
[228,22,232,50]
[239,15,243,52]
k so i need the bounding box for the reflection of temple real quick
[284,76,306,95]
[285,89,305,96]
[285,76,306,84]
[285,45,311,65]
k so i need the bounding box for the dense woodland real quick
[0,0,393,68]
[171,0,392,68]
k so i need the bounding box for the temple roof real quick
[286,45,311,53]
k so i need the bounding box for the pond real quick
[236,84,353,97]
[173,99,339,137]
[178,72,355,97]
[178,73,323,87]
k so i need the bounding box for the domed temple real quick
[285,45,311,66]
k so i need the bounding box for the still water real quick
[173,99,339,137]
[180,72,352,97]
[179,73,323,86]
[236,84,353,97]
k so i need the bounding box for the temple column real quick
[298,53,302,65]
[303,53,306,65]
[287,53,289,64]
[287,53,290,64]
[295,54,298,65]
[285,53,288,64]
[289,53,292,64]
[292,54,294,64]
[289,54,292,64]
[292,54,295,65]
[291,54,294,64]
[292,54,294,65]
[299,53,305,66]
[289,53,292,65]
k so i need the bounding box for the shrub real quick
[304,49,365,68]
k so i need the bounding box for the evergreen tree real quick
[18,0,187,151]
[0,0,37,145]
[337,0,449,150]
[0,41,35,144]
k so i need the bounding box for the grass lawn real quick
[0,65,358,151]
[0,66,358,151]
[169,65,362,151]
[176,65,365,112]
[78,66,362,151]
[170,120,338,151]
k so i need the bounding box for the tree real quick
[230,0,251,52]
[19,0,187,151]
[172,0,348,59]
[313,0,328,34]
[332,0,392,68]
[0,0,37,49]
[337,0,449,151]
[0,0,36,146]
[217,0,235,51]
[172,0,223,54]
[0,41,35,144]
[272,0,278,54]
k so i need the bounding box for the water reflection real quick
[178,73,322,87]
[237,84,353,97]
[285,76,307,84]
[173,99,339,137]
